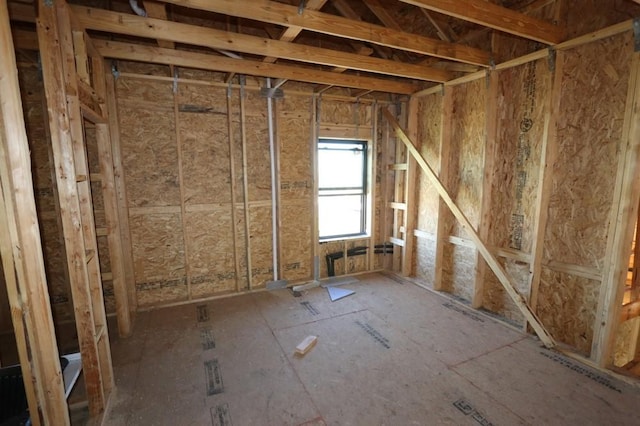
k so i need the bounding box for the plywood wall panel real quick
[544,34,632,270]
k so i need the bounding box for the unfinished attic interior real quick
[4,0,640,424]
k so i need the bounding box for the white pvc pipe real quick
[266,78,279,281]
[129,0,147,17]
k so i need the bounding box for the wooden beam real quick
[11,28,39,50]
[93,40,420,94]
[398,0,564,44]
[592,51,640,367]
[157,0,489,66]
[143,1,175,49]
[0,1,69,422]
[72,5,451,82]
[263,0,327,63]
[382,108,556,348]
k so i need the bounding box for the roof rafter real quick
[398,0,564,44]
[154,0,490,66]
[70,5,452,82]
[92,39,420,94]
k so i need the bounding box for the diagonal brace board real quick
[381,108,556,348]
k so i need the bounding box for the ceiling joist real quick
[154,0,491,66]
[93,40,420,94]
[71,5,452,82]
[398,0,565,44]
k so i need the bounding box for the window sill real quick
[319,234,370,243]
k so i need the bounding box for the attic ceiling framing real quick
[8,0,566,95]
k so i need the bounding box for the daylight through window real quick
[318,139,367,239]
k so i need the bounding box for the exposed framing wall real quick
[412,21,640,364]
[111,66,393,308]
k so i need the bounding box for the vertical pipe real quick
[266,78,280,281]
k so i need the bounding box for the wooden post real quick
[0,0,69,422]
[172,78,192,299]
[402,96,419,276]
[433,88,453,291]
[472,71,499,308]
[92,55,132,337]
[37,0,112,415]
[592,52,640,367]
[239,79,253,289]
[104,64,137,311]
[382,108,556,348]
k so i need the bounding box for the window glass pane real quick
[318,142,365,189]
[319,195,363,237]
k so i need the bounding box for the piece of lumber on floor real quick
[295,335,318,355]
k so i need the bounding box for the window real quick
[318,139,368,239]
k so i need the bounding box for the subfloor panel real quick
[104,273,640,425]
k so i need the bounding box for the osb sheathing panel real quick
[179,111,232,205]
[117,80,180,207]
[489,60,550,253]
[481,59,551,320]
[186,210,236,298]
[440,81,485,301]
[347,238,370,275]
[277,94,313,282]
[129,213,187,306]
[613,317,639,367]
[538,267,599,356]
[543,33,632,270]
[449,80,485,237]
[319,240,344,278]
[320,100,372,126]
[244,91,271,202]
[481,258,528,327]
[416,93,442,235]
[442,244,476,302]
[281,199,312,282]
[563,0,640,39]
[249,206,273,288]
[415,237,436,289]
[277,95,313,201]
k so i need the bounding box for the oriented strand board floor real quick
[104,273,640,426]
